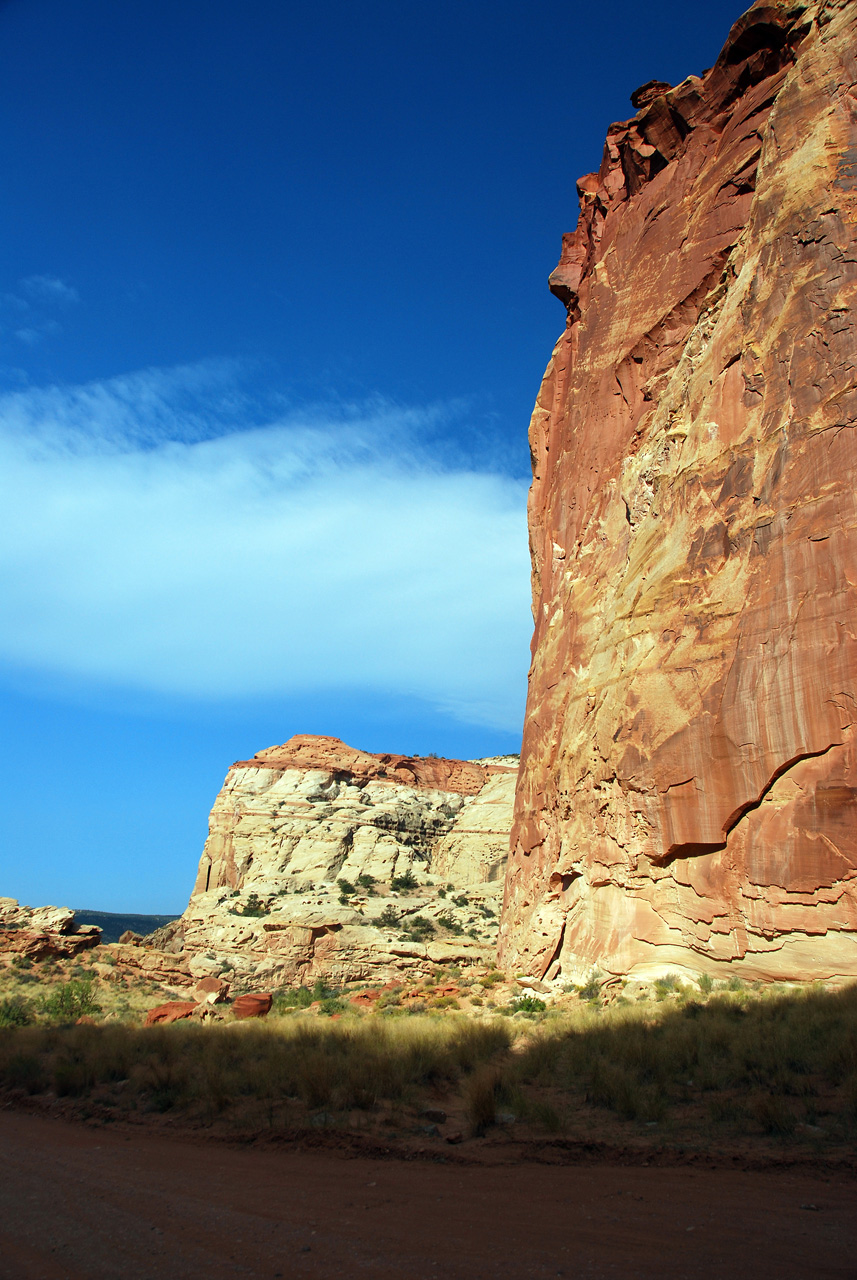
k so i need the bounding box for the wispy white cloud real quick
[0,362,531,729]
[20,275,80,305]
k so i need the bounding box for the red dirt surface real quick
[1,1110,854,1278]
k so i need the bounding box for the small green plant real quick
[356,873,376,892]
[577,975,602,1002]
[391,868,418,891]
[374,904,400,929]
[0,995,33,1027]
[437,887,447,898]
[437,910,463,935]
[275,985,314,1011]
[403,915,436,940]
[238,892,267,917]
[698,972,714,995]
[337,878,356,897]
[482,970,504,987]
[452,894,469,907]
[654,974,683,1001]
[511,994,547,1015]
[41,977,101,1022]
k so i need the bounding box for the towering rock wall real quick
[500,0,857,983]
[175,736,517,989]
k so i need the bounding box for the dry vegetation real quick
[1,954,857,1161]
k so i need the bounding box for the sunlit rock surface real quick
[499,0,857,983]
[168,736,517,988]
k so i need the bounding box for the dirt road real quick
[0,1111,854,1279]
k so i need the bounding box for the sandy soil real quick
[1,1110,855,1279]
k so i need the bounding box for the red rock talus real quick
[499,0,857,982]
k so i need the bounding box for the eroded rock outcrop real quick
[0,898,102,960]
[500,0,857,983]
[171,736,518,988]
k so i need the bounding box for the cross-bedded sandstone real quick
[499,0,857,983]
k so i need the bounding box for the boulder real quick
[144,1001,197,1026]
[231,992,273,1019]
[193,975,229,1004]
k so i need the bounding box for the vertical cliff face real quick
[499,0,857,982]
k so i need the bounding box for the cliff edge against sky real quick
[499,0,857,982]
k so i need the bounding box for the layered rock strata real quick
[500,0,857,983]
[166,736,517,989]
[0,899,101,960]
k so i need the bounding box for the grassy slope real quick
[0,955,855,1161]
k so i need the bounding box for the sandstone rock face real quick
[500,0,857,983]
[173,736,517,989]
[0,898,102,960]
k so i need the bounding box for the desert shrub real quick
[233,892,267,918]
[511,994,547,1016]
[698,972,714,995]
[577,974,602,1002]
[452,894,469,907]
[653,974,683,1001]
[481,970,504,987]
[749,1091,797,1135]
[41,978,101,1022]
[464,1064,501,1135]
[3,1052,46,1094]
[356,873,376,892]
[391,869,418,891]
[0,995,33,1027]
[336,879,356,897]
[437,911,463,935]
[403,916,436,940]
[374,905,400,929]
[274,986,313,1011]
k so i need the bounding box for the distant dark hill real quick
[73,910,180,943]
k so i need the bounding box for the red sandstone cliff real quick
[499,0,857,982]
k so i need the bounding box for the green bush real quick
[404,916,436,940]
[437,911,463,935]
[512,994,547,1015]
[356,873,376,892]
[236,892,267,918]
[578,975,602,1002]
[0,996,33,1027]
[336,878,356,897]
[275,986,313,1011]
[40,978,101,1022]
[374,904,399,929]
[391,869,418,891]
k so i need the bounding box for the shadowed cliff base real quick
[2,978,857,1171]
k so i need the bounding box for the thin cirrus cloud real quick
[2,274,79,345]
[19,275,80,306]
[0,362,532,729]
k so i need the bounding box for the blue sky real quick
[0,0,743,912]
